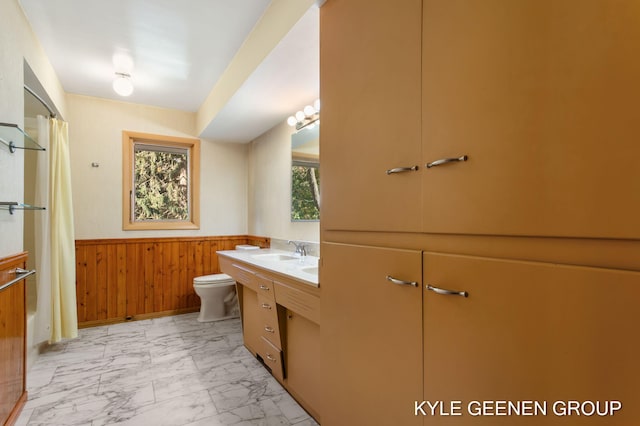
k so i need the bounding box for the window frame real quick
[122,131,200,230]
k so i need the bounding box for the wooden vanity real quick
[218,251,321,422]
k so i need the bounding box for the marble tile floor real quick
[16,313,319,426]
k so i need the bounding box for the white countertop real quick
[217,248,319,287]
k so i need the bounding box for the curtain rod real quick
[24,84,56,118]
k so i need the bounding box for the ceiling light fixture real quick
[287,99,320,131]
[113,72,134,97]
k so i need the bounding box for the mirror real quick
[291,124,320,221]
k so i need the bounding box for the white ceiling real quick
[19,0,319,143]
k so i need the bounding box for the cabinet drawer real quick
[258,336,284,382]
[255,274,275,299]
[257,294,277,318]
[257,294,282,349]
[274,281,320,325]
[226,261,257,291]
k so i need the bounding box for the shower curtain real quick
[33,116,51,343]
[34,116,78,343]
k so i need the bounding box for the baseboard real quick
[4,391,27,426]
[78,307,200,328]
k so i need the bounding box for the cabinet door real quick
[422,0,640,238]
[285,310,321,421]
[320,0,422,232]
[238,285,261,356]
[423,252,640,425]
[322,243,422,426]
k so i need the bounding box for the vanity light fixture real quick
[287,99,320,131]
[113,72,134,97]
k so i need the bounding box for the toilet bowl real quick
[193,273,237,322]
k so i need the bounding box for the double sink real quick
[217,248,320,287]
[250,252,319,277]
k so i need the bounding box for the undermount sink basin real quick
[251,253,299,262]
[300,266,318,275]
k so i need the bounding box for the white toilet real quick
[193,273,238,322]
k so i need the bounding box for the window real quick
[291,158,320,221]
[123,131,200,230]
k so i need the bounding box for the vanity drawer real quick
[257,294,282,349]
[257,294,277,319]
[255,274,275,299]
[258,336,284,382]
[226,261,257,291]
[275,281,320,325]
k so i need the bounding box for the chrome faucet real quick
[287,240,308,257]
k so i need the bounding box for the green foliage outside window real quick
[291,164,320,221]
[134,147,189,221]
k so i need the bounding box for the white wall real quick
[248,120,319,242]
[67,94,248,239]
[0,0,67,258]
[3,0,316,249]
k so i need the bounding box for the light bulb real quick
[314,99,320,111]
[287,116,297,126]
[304,105,315,116]
[295,111,305,122]
[113,73,133,96]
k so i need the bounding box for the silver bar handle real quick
[386,275,418,287]
[426,155,468,168]
[426,284,468,298]
[261,303,272,310]
[266,354,277,362]
[264,326,275,333]
[0,268,36,292]
[259,285,270,291]
[386,165,419,175]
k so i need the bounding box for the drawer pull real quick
[264,326,275,333]
[259,285,270,291]
[427,284,468,298]
[386,275,418,287]
[266,353,277,362]
[426,155,468,169]
[386,165,419,175]
[261,303,272,310]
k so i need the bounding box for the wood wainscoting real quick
[75,235,269,327]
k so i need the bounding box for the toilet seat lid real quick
[193,273,235,284]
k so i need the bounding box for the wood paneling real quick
[75,235,269,327]
[0,252,28,425]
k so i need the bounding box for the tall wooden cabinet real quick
[320,0,640,425]
[322,0,640,239]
